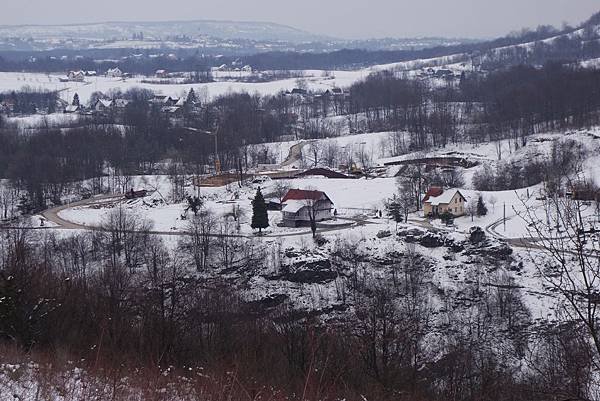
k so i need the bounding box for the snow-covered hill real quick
[0,20,330,44]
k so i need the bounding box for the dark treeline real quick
[0,88,59,114]
[0,53,214,76]
[460,64,600,145]
[340,64,600,150]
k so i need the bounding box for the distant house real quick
[325,88,344,97]
[434,69,455,78]
[151,95,177,106]
[281,189,334,227]
[423,187,466,217]
[151,95,168,105]
[93,99,114,113]
[67,71,85,82]
[64,104,81,114]
[162,106,183,118]
[0,101,13,113]
[113,99,129,109]
[290,88,308,96]
[85,71,97,77]
[106,67,123,78]
[241,65,253,72]
[155,69,168,78]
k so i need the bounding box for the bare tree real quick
[271,180,291,205]
[183,208,216,271]
[466,199,478,222]
[0,182,20,220]
[101,206,153,272]
[306,141,322,168]
[521,193,600,366]
[488,194,498,213]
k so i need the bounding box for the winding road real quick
[29,193,375,239]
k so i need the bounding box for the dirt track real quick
[35,194,374,239]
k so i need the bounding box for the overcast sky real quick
[3,0,599,39]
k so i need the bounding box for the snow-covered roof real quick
[162,106,181,113]
[426,189,465,206]
[96,99,113,108]
[113,99,129,108]
[282,200,306,213]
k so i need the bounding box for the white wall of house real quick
[282,200,333,225]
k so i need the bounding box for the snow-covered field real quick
[0,54,472,105]
[0,71,361,104]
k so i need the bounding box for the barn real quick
[281,189,334,227]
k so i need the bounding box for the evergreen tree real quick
[386,195,403,231]
[72,93,80,107]
[186,195,203,216]
[251,187,269,234]
[187,88,197,104]
[476,194,488,216]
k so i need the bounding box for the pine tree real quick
[72,93,80,106]
[386,195,403,232]
[187,88,197,104]
[251,187,269,234]
[186,195,203,216]
[476,194,488,216]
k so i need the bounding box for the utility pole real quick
[503,202,506,232]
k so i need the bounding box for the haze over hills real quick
[0,20,332,43]
[0,19,478,53]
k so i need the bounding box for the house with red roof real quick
[281,189,334,227]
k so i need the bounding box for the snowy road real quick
[35,194,374,238]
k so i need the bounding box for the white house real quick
[67,71,85,82]
[106,67,123,78]
[281,189,334,227]
[93,99,114,113]
[113,99,129,109]
[423,187,467,217]
[64,104,81,114]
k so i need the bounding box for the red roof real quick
[282,189,331,203]
[423,186,443,202]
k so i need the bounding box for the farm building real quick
[64,104,81,114]
[67,71,85,82]
[93,99,114,112]
[281,189,334,227]
[106,68,123,78]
